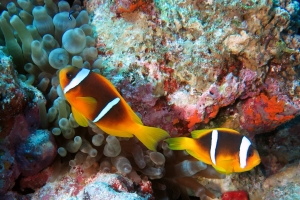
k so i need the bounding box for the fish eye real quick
[66,72,73,79]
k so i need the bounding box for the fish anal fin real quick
[99,126,133,138]
[76,96,97,111]
[72,107,89,127]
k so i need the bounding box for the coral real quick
[0,50,56,194]
[15,129,57,177]
[255,115,300,176]
[86,0,300,136]
[240,93,295,137]
[221,190,248,200]
[19,167,54,190]
[114,0,149,13]
[28,169,153,200]
[263,162,300,199]
[0,145,19,195]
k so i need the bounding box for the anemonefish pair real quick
[59,66,169,151]
[165,128,261,174]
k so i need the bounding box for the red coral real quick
[240,93,295,136]
[221,190,248,200]
[20,167,53,190]
[187,110,202,129]
[139,179,153,194]
[115,0,149,13]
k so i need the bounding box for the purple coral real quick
[0,145,20,195]
[15,129,57,177]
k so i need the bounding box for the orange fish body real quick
[165,128,261,174]
[59,66,169,151]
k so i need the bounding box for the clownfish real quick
[59,66,169,151]
[165,128,261,174]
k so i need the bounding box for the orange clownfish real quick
[165,128,261,174]
[59,66,169,151]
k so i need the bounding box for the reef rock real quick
[0,51,57,194]
[86,0,300,136]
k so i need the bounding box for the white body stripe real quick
[239,136,251,168]
[210,130,218,165]
[64,68,90,94]
[93,97,120,122]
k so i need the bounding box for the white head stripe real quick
[93,98,120,122]
[210,130,218,165]
[239,136,251,168]
[64,68,90,94]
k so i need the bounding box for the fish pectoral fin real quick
[191,129,213,139]
[72,106,89,127]
[213,159,234,174]
[76,96,97,110]
[186,149,207,162]
[212,165,229,174]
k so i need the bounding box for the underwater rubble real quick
[0,0,300,199]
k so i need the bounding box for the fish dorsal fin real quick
[191,128,240,139]
[72,106,89,127]
[214,128,240,135]
[76,96,97,111]
[191,129,213,139]
[122,101,143,125]
[130,109,143,125]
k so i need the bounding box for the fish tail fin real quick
[133,124,170,151]
[164,137,195,151]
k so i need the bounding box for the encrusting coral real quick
[1,0,300,199]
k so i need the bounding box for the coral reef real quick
[28,170,153,199]
[256,115,300,176]
[0,51,57,194]
[85,0,300,137]
[1,0,300,199]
